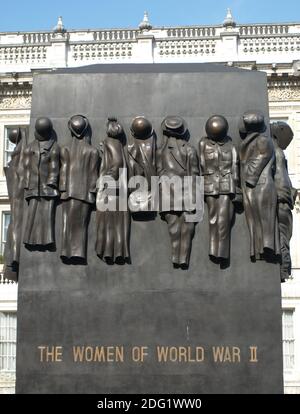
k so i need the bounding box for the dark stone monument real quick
[16,64,283,394]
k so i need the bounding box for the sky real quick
[0,0,299,32]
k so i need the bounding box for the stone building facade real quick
[0,10,299,393]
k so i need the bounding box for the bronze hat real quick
[239,111,266,135]
[8,127,22,145]
[205,115,228,140]
[34,117,53,141]
[161,116,187,138]
[271,121,293,150]
[130,116,153,140]
[68,114,89,138]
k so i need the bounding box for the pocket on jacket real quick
[205,149,215,160]
[220,181,230,192]
[221,150,232,161]
[256,177,266,185]
[204,183,214,193]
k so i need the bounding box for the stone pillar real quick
[219,29,240,62]
[132,33,154,63]
[48,33,69,69]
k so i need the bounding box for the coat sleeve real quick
[22,145,31,190]
[245,135,273,187]
[104,142,122,180]
[198,137,206,176]
[47,143,60,188]
[59,146,69,192]
[89,149,101,196]
[232,145,240,190]
[189,146,200,177]
[156,137,168,177]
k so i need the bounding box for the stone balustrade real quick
[166,27,217,38]
[92,29,138,41]
[0,273,16,285]
[0,22,299,70]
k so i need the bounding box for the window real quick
[1,212,11,255]
[0,312,17,372]
[282,309,295,370]
[4,125,28,167]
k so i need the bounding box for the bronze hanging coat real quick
[3,136,26,280]
[60,137,100,260]
[273,141,297,280]
[199,136,240,259]
[23,138,60,246]
[239,132,280,259]
[96,137,130,263]
[157,137,199,212]
[157,136,199,266]
[127,134,156,212]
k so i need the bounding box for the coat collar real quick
[167,138,187,170]
[206,137,229,146]
[32,138,55,154]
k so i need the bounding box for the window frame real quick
[1,211,11,257]
[0,311,17,372]
[282,308,295,372]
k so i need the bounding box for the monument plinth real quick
[15,64,283,394]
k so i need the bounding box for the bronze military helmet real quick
[130,116,153,140]
[205,115,228,141]
[8,127,22,145]
[270,121,293,150]
[35,117,53,141]
[68,114,89,138]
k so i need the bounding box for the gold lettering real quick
[55,346,63,362]
[38,346,46,362]
[223,348,232,362]
[212,346,240,363]
[156,346,205,363]
[38,346,63,362]
[93,346,106,362]
[115,347,124,362]
[73,346,84,362]
[85,346,94,362]
[157,346,168,362]
[72,346,124,362]
[178,347,187,362]
[106,347,114,362]
[249,346,258,362]
[169,347,178,362]
[196,347,205,362]
[131,346,148,362]
[213,346,225,362]
[232,347,241,363]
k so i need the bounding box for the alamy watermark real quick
[96,168,204,223]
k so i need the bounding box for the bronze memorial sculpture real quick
[127,116,156,213]
[23,117,60,248]
[96,117,130,264]
[60,115,100,261]
[199,115,240,262]
[14,64,287,394]
[157,116,199,268]
[239,111,280,260]
[3,128,27,281]
[271,121,297,281]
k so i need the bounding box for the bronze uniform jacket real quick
[239,131,280,258]
[60,138,100,204]
[198,136,239,196]
[157,137,199,212]
[23,138,60,199]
